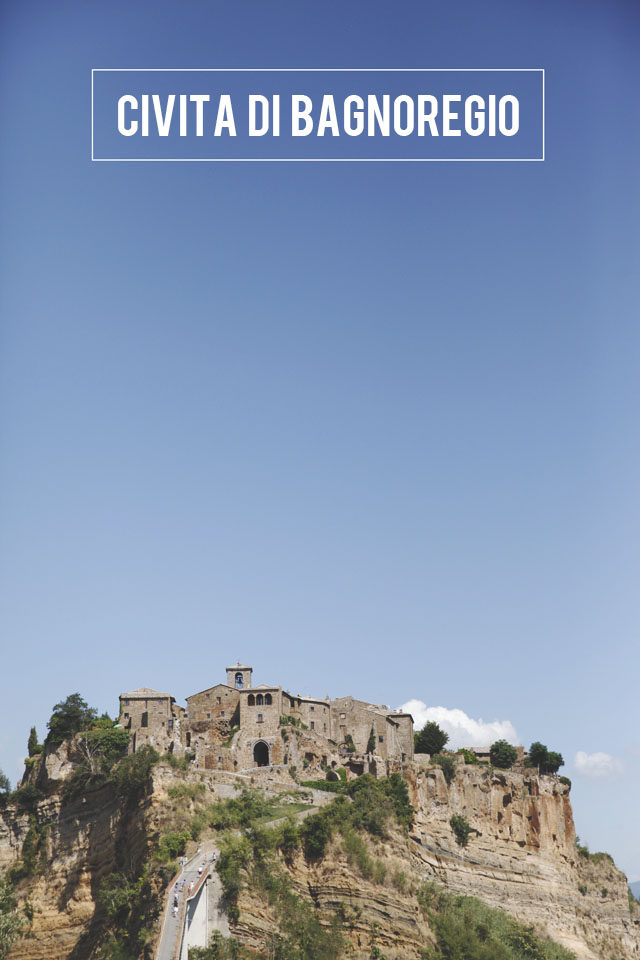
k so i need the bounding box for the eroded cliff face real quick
[2,760,639,960]
[2,781,149,960]
[232,766,640,960]
[407,765,639,960]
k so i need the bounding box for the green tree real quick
[527,742,564,775]
[366,728,376,754]
[0,771,9,794]
[46,694,97,746]
[528,742,548,769]
[27,727,41,757]
[544,751,564,774]
[414,721,449,755]
[489,740,518,770]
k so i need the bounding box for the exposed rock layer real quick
[2,760,639,959]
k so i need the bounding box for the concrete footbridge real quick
[156,841,229,960]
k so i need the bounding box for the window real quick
[248,694,255,706]
[257,713,263,723]
[186,733,191,747]
[310,721,315,730]
[256,694,264,706]
[310,705,315,712]
[379,735,384,743]
[217,696,221,703]
[206,693,210,699]
[158,699,163,704]
[221,711,225,717]
[124,699,130,706]
[218,756,222,762]
[324,723,327,732]
[265,693,272,705]
[340,713,346,719]
[207,713,211,719]
[235,672,244,688]
[124,713,129,720]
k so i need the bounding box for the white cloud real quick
[573,751,624,780]
[400,700,519,750]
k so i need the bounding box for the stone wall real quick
[186,684,240,724]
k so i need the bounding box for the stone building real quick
[331,697,414,762]
[118,686,179,753]
[122,663,414,775]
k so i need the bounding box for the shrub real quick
[432,754,456,785]
[458,748,479,765]
[374,861,387,884]
[0,878,27,958]
[450,814,471,847]
[417,881,576,959]
[155,830,191,863]
[278,820,300,861]
[414,721,449,756]
[300,779,348,794]
[8,784,42,809]
[78,725,130,775]
[301,811,333,860]
[168,782,206,801]
[366,728,376,754]
[342,827,374,879]
[344,734,356,753]
[222,726,239,748]
[558,776,571,789]
[216,834,252,921]
[578,883,587,896]
[489,740,518,770]
[392,869,407,892]
[205,789,270,830]
[97,869,159,956]
[109,745,158,802]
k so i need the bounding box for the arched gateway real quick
[253,740,269,767]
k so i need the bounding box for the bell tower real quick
[226,663,253,690]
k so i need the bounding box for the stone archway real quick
[253,740,269,767]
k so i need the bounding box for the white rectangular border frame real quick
[91,68,545,162]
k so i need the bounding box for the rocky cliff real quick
[2,755,639,960]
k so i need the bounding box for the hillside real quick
[1,735,639,960]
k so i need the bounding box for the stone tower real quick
[226,663,253,690]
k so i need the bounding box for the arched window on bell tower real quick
[226,664,253,690]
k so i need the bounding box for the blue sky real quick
[1,0,639,882]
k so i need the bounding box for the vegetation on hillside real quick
[190,780,576,960]
[418,883,575,960]
[0,878,27,960]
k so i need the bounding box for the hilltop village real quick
[118,663,415,778]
